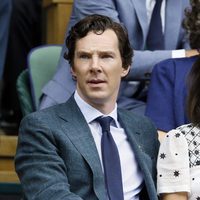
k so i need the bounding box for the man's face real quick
[71,29,130,111]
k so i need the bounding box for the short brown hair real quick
[64,14,133,70]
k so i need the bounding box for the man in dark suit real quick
[15,14,159,200]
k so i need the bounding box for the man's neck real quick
[75,90,117,114]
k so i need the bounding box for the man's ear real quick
[70,67,77,80]
[121,65,130,78]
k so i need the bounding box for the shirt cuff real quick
[172,49,185,58]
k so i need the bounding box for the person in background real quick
[0,0,12,80]
[0,0,42,133]
[157,55,200,199]
[15,14,159,200]
[145,0,200,139]
[39,0,199,115]
[0,0,12,121]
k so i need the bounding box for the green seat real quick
[16,69,34,116]
[16,45,62,116]
[28,45,62,110]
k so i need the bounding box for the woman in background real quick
[157,55,200,199]
[145,0,200,139]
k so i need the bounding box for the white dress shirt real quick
[74,91,144,200]
[146,0,185,58]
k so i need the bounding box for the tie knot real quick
[96,116,113,133]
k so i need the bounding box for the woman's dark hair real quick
[182,0,200,48]
[186,56,200,127]
[64,14,133,69]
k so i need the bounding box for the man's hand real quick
[185,49,199,57]
[158,130,166,142]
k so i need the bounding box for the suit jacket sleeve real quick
[15,114,83,200]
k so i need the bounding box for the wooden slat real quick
[0,135,18,156]
[0,159,14,171]
[0,171,19,183]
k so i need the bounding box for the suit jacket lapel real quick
[118,110,152,162]
[132,0,148,42]
[117,109,156,197]
[165,0,183,48]
[57,96,106,199]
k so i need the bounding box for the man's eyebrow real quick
[75,51,91,57]
[76,50,116,55]
[76,51,90,54]
[99,51,115,54]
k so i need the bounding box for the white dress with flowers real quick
[157,124,200,200]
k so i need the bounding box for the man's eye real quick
[79,54,90,59]
[101,54,113,59]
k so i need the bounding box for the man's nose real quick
[90,57,101,72]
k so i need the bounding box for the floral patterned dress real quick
[157,124,200,200]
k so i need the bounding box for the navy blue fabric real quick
[97,117,124,200]
[146,0,164,50]
[145,56,198,132]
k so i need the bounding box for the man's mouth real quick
[87,79,105,84]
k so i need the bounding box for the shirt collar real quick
[74,91,119,127]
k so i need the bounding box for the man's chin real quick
[86,94,109,105]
